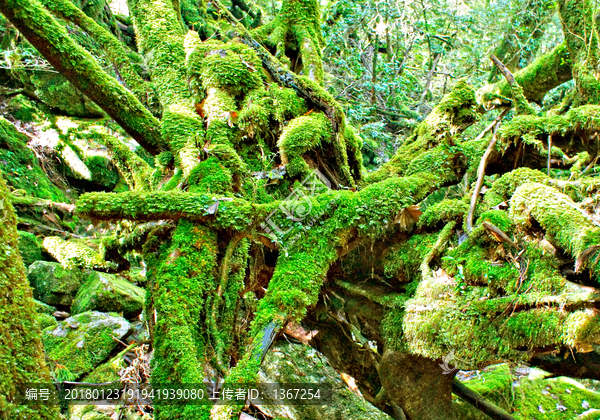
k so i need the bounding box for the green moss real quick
[27,261,84,307]
[483,168,548,208]
[510,183,600,262]
[187,39,264,96]
[42,236,112,270]
[85,155,120,190]
[419,198,470,228]
[369,81,479,182]
[476,209,514,234]
[149,220,214,419]
[480,42,572,106]
[96,133,151,191]
[252,0,324,82]
[0,174,60,419]
[0,117,66,202]
[188,156,233,194]
[7,94,40,122]
[17,230,42,267]
[37,313,58,330]
[84,343,134,383]
[33,299,56,316]
[71,272,145,318]
[278,113,332,177]
[383,233,438,282]
[43,311,131,379]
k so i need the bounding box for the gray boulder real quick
[257,341,392,420]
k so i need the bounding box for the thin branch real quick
[466,111,508,232]
[453,378,517,420]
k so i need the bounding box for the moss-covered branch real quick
[96,133,152,191]
[129,0,203,176]
[39,0,159,113]
[558,0,600,105]
[509,182,600,269]
[479,42,572,106]
[148,220,214,419]
[0,0,166,155]
[368,80,479,182]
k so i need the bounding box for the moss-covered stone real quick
[6,94,41,122]
[37,313,58,330]
[42,311,131,379]
[84,343,134,384]
[0,117,66,202]
[42,236,111,271]
[17,230,42,267]
[257,340,392,419]
[71,271,145,318]
[33,298,56,316]
[27,261,84,307]
[455,365,600,419]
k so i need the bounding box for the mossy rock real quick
[84,345,130,384]
[37,313,58,330]
[27,261,84,307]
[0,117,66,201]
[69,404,113,420]
[43,311,131,379]
[17,230,42,267]
[257,340,392,420]
[69,404,146,420]
[454,364,600,419]
[84,155,120,190]
[71,272,145,319]
[33,298,56,316]
[7,94,40,122]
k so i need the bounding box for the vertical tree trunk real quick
[0,174,63,420]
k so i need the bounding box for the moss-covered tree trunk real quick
[0,174,62,420]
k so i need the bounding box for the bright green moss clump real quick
[17,230,43,267]
[510,183,600,262]
[278,113,332,177]
[42,236,110,270]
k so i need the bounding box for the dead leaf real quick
[340,373,360,396]
[284,321,318,344]
[206,201,219,215]
[394,205,422,231]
